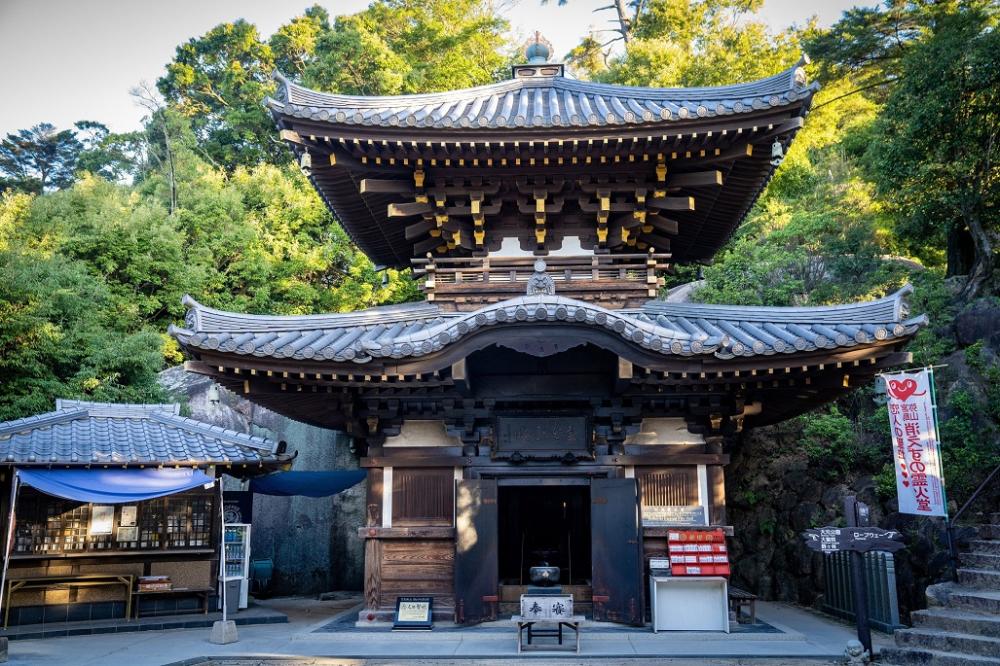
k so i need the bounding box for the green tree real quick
[860,2,999,299]
[270,5,330,79]
[0,123,82,193]
[565,0,801,86]
[157,19,283,169]
[806,1,999,297]
[0,194,167,420]
[302,0,509,95]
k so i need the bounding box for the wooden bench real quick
[511,615,585,653]
[132,586,213,619]
[3,574,134,628]
[728,586,757,624]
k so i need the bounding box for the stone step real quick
[913,608,1000,639]
[949,588,1000,615]
[961,552,1000,571]
[880,646,1000,666]
[969,540,1000,557]
[978,525,1000,540]
[894,627,1000,659]
[958,568,1000,590]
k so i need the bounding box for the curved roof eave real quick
[170,286,926,367]
[266,60,819,131]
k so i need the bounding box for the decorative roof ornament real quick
[512,32,563,79]
[524,31,554,64]
[526,259,556,296]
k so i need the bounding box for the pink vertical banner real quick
[883,368,947,517]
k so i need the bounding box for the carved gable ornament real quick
[526,259,555,296]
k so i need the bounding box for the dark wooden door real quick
[454,479,498,624]
[591,477,644,625]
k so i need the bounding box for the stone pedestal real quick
[210,620,238,644]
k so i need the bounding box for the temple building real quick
[170,40,926,626]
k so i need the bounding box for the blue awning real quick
[16,468,215,504]
[249,470,366,497]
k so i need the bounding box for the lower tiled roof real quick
[170,286,927,364]
[0,401,285,467]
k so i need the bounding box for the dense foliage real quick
[0,1,997,505]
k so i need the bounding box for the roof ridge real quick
[272,62,810,111]
[55,399,180,417]
[180,294,441,333]
[148,412,276,454]
[0,409,88,437]
[639,284,913,323]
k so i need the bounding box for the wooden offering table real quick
[512,615,585,653]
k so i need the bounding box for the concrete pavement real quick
[3,596,885,665]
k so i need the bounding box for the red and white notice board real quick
[667,528,731,576]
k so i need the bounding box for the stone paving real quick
[2,596,886,665]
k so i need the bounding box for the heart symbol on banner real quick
[888,378,925,401]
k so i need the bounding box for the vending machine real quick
[223,523,251,609]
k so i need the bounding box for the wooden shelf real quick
[10,548,215,560]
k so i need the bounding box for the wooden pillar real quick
[366,468,383,527]
[363,538,383,613]
[704,436,727,526]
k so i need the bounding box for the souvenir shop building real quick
[170,41,926,625]
[0,400,289,626]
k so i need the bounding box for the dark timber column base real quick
[357,526,457,625]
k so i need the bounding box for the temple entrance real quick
[496,480,593,616]
[455,475,643,625]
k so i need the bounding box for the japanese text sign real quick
[883,368,947,517]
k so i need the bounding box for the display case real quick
[223,523,251,609]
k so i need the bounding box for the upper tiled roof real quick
[0,401,286,467]
[268,62,817,130]
[170,286,926,365]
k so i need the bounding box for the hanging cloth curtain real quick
[16,468,214,504]
[249,470,366,497]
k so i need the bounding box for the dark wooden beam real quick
[667,170,723,188]
[359,178,415,195]
[388,201,432,217]
[647,196,695,211]
[646,214,679,235]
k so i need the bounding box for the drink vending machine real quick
[224,523,251,609]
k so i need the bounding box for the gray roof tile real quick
[0,401,285,467]
[171,286,925,364]
[268,62,817,131]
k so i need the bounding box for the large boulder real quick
[955,298,1000,349]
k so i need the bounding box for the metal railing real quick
[822,551,903,632]
[945,462,1000,581]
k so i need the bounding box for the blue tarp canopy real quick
[16,468,215,504]
[249,470,366,497]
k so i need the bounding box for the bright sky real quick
[0,0,869,136]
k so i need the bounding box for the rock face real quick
[880,515,1000,665]
[159,366,365,595]
[955,299,1000,349]
[725,422,953,618]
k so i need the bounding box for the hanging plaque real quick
[496,416,588,452]
[642,505,707,526]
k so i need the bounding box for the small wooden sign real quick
[393,596,433,631]
[520,594,573,620]
[802,527,905,553]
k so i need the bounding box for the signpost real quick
[801,497,905,656]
